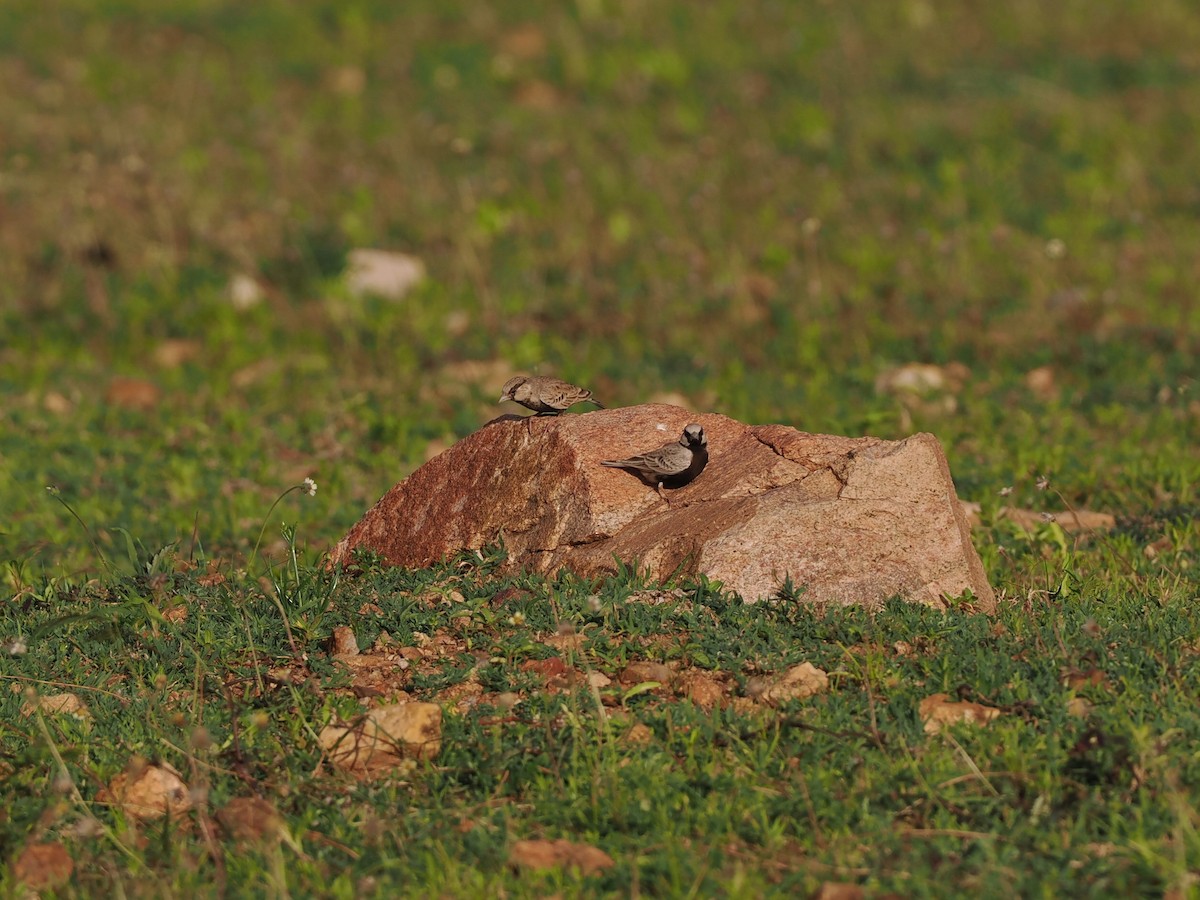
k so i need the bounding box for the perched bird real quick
[499,375,604,416]
[601,423,708,499]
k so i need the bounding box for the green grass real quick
[2,0,1200,894]
[3,543,1199,895]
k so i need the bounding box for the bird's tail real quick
[599,460,624,467]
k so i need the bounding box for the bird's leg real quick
[656,481,670,507]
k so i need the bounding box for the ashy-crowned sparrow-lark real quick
[499,375,604,415]
[601,423,708,499]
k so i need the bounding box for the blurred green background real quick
[2,0,1199,581]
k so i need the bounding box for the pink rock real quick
[331,405,993,611]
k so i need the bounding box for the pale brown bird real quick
[601,423,708,499]
[499,375,604,416]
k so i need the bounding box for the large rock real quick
[331,405,994,611]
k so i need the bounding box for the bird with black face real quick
[499,375,604,416]
[601,423,708,500]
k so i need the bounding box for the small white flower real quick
[1036,475,1050,491]
[508,611,526,626]
[303,477,318,497]
[586,595,602,613]
[1040,512,1056,523]
[998,486,1013,497]
[1045,238,1067,259]
[3,637,27,656]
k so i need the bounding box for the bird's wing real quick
[623,443,691,476]
[545,380,591,405]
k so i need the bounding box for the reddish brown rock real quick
[13,843,74,892]
[331,405,993,611]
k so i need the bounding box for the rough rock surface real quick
[331,405,994,610]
